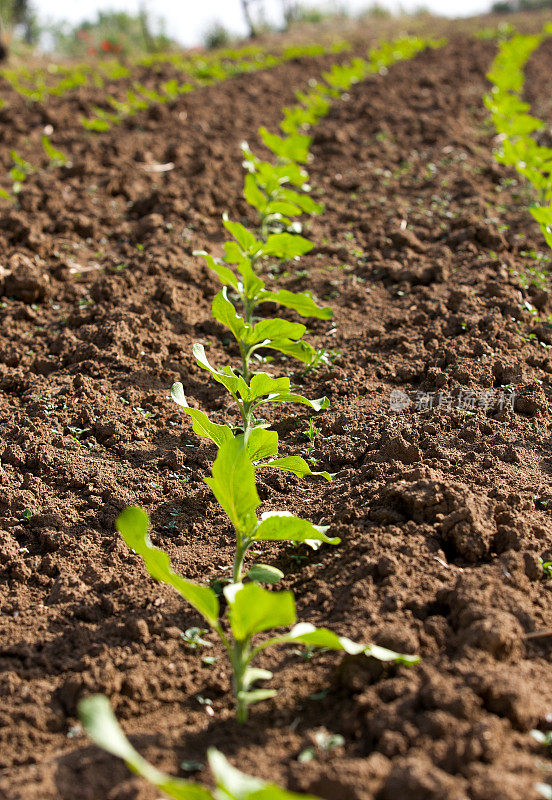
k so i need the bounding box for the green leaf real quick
[222,215,260,254]
[531,206,552,227]
[236,257,266,298]
[260,233,314,260]
[221,244,265,296]
[171,384,233,448]
[204,437,260,533]
[246,427,279,461]
[267,622,420,665]
[258,288,332,320]
[258,456,332,482]
[212,289,247,341]
[41,135,67,165]
[81,116,110,132]
[79,696,211,800]
[193,344,250,399]
[256,339,318,365]
[208,749,265,800]
[116,507,219,627]
[196,252,239,289]
[279,188,323,215]
[245,318,306,346]
[242,667,274,687]
[224,582,296,641]
[265,200,302,217]
[253,511,340,547]
[249,373,291,400]
[244,173,267,212]
[257,456,313,477]
[224,241,248,264]
[257,392,330,411]
[258,127,311,163]
[208,749,323,800]
[247,564,284,583]
[238,689,278,706]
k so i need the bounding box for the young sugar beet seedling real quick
[128,434,338,587]
[174,220,333,472]
[171,360,331,483]
[116,498,418,723]
[79,694,325,800]
[241,142,323,238]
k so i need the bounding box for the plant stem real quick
[240,342,252,384]
[231,640,249,724]
[233,538,247,583]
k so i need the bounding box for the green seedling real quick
[79,694,325,800]
[176,215,332,446]
[171,355,329,456]
[475,23,515,42]
[298,731,345,763]
[9,150,34,193]
[122,436,338,587]
[41,136,68,167]
[302,419,320,446]
[116,502,417,723]
[539,558,552,578]
[181,627,212,649]
[242,142,323,237]
[239,36,445,241]
[66,41,352,134]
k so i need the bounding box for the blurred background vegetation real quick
[47,8,174,56]
[0,0,552,60]
[0,0,40,44]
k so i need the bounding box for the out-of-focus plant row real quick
[485,24,552,253]
[0,40,350,113]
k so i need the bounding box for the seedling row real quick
[75,34,445,798]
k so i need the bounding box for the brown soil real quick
[2,19,552,800]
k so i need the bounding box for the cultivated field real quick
[2,11,552,800]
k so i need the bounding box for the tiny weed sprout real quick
[116,503,418,723]
[79,694,324,800]
[41,135,68,167]
[539,557,552,578]
[9,149,34,193]
[303,419,320,444]
[532,730,552,799]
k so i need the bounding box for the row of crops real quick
[0,39,350,200]
[74,34,446,799]
[484,28,552,798]
[0,40,349,129]
[485,26,552,251]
